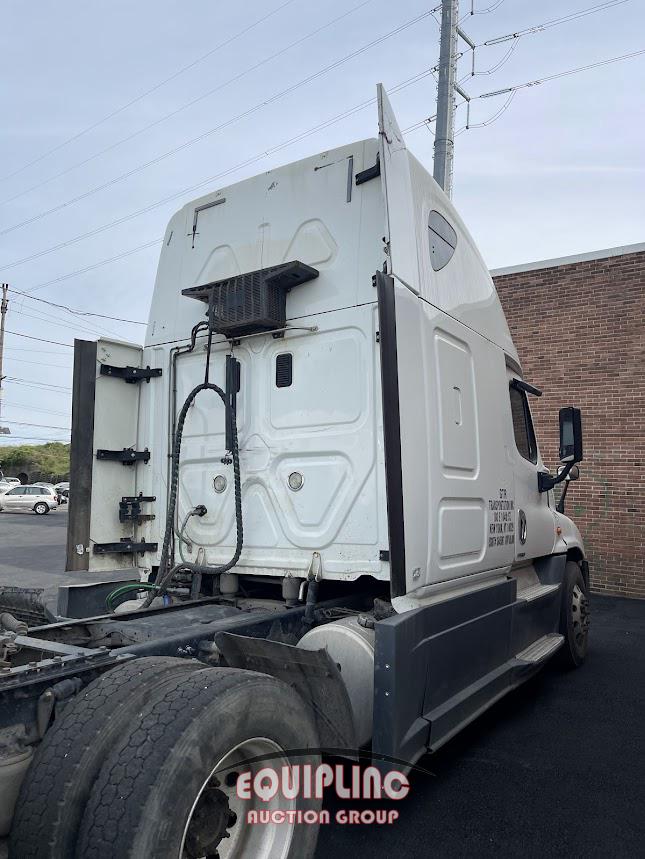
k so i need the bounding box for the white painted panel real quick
[434,331,478,475]
[88,339,143,572]
[438,501,486,568]
[407,152,519,363]
[394,282,515,591]
[147,139,384,349]
[269,332,363,430]
[166,304,386,579]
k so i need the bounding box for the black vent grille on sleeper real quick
[276,353,293,388]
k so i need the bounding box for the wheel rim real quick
[571,583,590,648]
[35,504,46,514]
[180,737,295,859]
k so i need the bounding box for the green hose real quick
[106,582,158,612]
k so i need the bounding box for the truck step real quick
[517,583,560,603]
[515,633,564,664]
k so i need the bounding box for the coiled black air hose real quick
[146,379,243,605]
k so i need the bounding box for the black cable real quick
[150,381,243,601]
[150,321,243,603]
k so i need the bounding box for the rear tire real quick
[78,667,322,859]
[9,656,201,859]
[558,560,590,668]
[33,502,49,515]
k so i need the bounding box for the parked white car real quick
[54,482,70,502]
[0,484,59,515]
[4,478,20,486]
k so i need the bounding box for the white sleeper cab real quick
[3,88,589,858]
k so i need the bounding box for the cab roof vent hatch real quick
[182,260,318,337]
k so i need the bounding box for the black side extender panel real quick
[373,579,517,767]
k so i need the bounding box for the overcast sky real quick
[0,0,643,447]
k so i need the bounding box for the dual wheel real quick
[11,657,321,859]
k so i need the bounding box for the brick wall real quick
[493,249,645,599]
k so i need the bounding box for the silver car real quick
[0,484,59,515]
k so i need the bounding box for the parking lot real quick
[0,512,643,857]
[0,506,69,614]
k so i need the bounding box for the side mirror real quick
[559,407,583,463]
[539,409,583,493]
[557,464,580,482]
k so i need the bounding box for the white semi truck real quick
[1,87,589,858]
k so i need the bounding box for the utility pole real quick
[0,283,8,434]
[433,0,473,198]
[433,0,460,196]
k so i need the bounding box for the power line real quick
[477,47,645,99]
[457,1,632,86]
[0,67,437,274]
[24,238,162,295]
[0,436,70,443]
[9,307,115,339]
[415,47,645,135]
[0,0,374,210]
[4,330,74,348]
[468,0,505,14]
[2,401,70,418]
[9,288,146,326]
[463,90,516,129]
[0,11,431,237]
[4,347,72,355]
[1,43,640,298]
[2,419,71,431]
[484,0,631,45]
[1,357,72,368]
[9,297,123,338]
[461,38,520,80]
[0,0,300,185]
[4,376,71,392]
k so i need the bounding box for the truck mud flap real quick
[216,632,357,753]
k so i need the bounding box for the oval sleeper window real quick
[428,210,457,271]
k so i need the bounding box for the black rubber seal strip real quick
[376,271,406,599]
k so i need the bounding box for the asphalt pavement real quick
[0,506,69,614]
[0,513,643,857]
[317,595,645,858]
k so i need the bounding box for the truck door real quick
[505,369,557,562]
